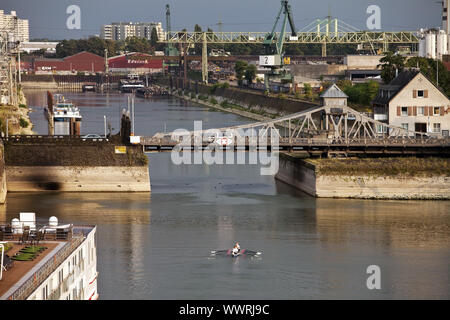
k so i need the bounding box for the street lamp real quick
[104,115,107,138]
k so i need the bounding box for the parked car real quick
[206,131,234,145]
[81,134,107,141]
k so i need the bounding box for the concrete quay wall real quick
[275,154,450,199]
[160,77,319,117]
[6,166,150,192]
[20,81,58,90]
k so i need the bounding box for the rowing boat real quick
[210,249,262,257]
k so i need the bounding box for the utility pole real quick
[202,32,208,84]
[184,43,188,87]
[131,96,135,134]
[104,115,107,138]
[104,48,109,73]
[18,45,21,83]
[437,58,439,87]
[9,59,14,106]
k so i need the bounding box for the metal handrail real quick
[7,234,85,300]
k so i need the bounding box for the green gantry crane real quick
[164,4,179,72]
[260,0,297,93]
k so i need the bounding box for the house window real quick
[42,285,48,300]
[401,107,408,116]
[418,107,425,116]
[434,107,441,116]
[417,90,424,98]
[401,123,409,131]
[58,269,64,284]
[376,125,388,134]
[433,123,441,133]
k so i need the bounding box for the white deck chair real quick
[20,212,36,231]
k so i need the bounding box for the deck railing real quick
[6,233,86,300]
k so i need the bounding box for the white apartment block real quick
[0,10,29,42]
[101,22,165,42]
[443,0,450,34]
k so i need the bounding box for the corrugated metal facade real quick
[108,52,163,74]
[34,51,105,73]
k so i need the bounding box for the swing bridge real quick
[139,105,450,157]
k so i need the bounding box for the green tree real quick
[194,24,203,55]
[406,57,450,96]
[125,36,152,53]
[343,81,380,105]
[336,79,353,90]
[150,28,159,48]
[56,39,78,57]
[235,60,248,85]
[320,81,333,91]
[379,52,405,84]
[304,83,312,97]
[56,37,121,58]
[244,64,257,84]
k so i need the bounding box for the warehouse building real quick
[34,51,105,74]
[108,52,163,74]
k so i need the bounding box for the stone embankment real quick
[0,88,33,135]
[4,138,150,193]
[276,153,450,199]
[158,77,320,120]
[171,90,273,122]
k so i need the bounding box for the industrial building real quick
[19,41,59,54]
[34,51,105,74]
[443,0,450,33]
[418,1,450,60]
[418,29,447,60]
[31,51,166,75]
[100,22,165,41]
[0,10,29,42]
[108,52,163,74]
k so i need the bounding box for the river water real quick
[2,91,449,299]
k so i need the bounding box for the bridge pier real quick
[275,153,450,199]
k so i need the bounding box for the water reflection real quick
[2,192,151,225]
[314,198,450,249]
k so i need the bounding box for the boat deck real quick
[0,242,60,298]
[1,225,94,300]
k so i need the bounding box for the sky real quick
[1,0,442,40]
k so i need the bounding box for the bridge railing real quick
[163,31,419,44]
[141,136,450,147]
[1,135,110,143]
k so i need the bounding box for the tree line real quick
[55,28,163,58]
[54,23,359,59]
[378,52,450,96]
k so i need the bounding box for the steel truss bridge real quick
[163,30,418,47]
[140,105,449,157]
[161,28,419,82]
